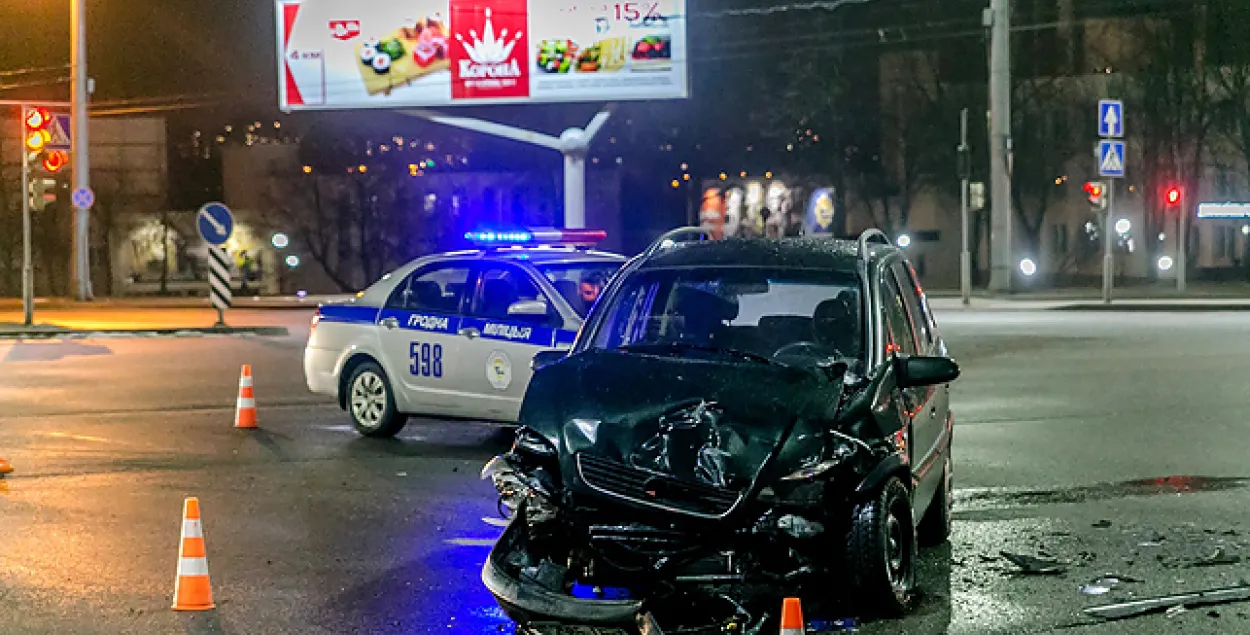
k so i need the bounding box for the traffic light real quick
[1165,186,1182,207]
[24,107,52,152]
[28,178,57,212]
[1084,181,1108,210]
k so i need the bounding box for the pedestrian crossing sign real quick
[1098,140,1125,178]
[46,115,72,151]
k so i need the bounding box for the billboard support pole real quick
[401,108,613,229]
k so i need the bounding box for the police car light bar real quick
[466,228,607,247]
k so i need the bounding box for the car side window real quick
[880,270,918,358]
[892,263,933,350]
[387,265,471,314]
[471,265,558,326]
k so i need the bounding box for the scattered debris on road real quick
[1190,547,1241,568]
[1084,582,1250,621]
[1001,551,1067,575]
[1166,605,1188,619]
[1080,574,1140,596]
[1092,520,1113,529]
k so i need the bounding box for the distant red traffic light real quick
[1165,187,1182,205]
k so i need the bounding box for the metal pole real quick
[20,105,34,326]
[1102,181,1115,304]
[988,0,1014,293]
[959,108,972,306]
[563,149,587,229]
[71,0,92,301]
[1178,189,1188,293]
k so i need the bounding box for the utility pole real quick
[987,0,1014,293]
[1177,186,1187,293]
[71,0,92,301]
[958,108,972,306]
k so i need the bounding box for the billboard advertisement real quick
[277,0,688,110]
[700,179,835,239]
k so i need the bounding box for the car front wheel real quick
[845,476,916,616]
[346,362,408,438]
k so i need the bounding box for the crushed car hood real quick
[521,350,841,511]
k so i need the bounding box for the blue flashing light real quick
[465,230,534,244]
[465,228,607,248]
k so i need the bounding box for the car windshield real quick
[590,266,863,364]
[538,262,622,317]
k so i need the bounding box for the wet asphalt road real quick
[2,309,1250,634]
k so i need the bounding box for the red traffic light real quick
[1165,187,1182,205]
[24,107,50,131]
[1084,182,1104,198]
[42,150,68,173]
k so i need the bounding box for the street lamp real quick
[271,233,289,249]
[71,0,91,301]
[1019,258,1038,277]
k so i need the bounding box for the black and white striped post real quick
[207,246,233,326]
[196,202,235,328]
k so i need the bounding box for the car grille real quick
[576,453,742,517]
[588,523,698,558]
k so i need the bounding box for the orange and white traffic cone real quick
[234,365,257,429]
[172,497,215,611]
[0,458,13,475]
[779,597,805,635]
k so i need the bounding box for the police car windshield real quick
[537,263,621,318]
[591,267,863,363]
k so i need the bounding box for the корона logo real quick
[450,1,530,99]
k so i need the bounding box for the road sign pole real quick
[1103,180,1115,304]
[1178,188,1188,294]
[959,108,972,306]
[71,0,92,301]
[19,105,34,326]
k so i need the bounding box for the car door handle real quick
[459,327,480,339]
[380,317,399,330]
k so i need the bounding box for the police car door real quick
[457,263,564,422]
[376,262,474,417]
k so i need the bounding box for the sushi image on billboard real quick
[277,0,688,110]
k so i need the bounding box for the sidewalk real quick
[0,294,350,312]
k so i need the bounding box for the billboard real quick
[277,0,688,110]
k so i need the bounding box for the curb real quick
[0,326,290,340]
[1052,303,1250,312]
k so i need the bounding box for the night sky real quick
[0,0,278,109]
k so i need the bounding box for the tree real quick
[1009,76,1089,262]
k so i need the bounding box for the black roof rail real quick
[644,227,713,257]
[857,228,891,266]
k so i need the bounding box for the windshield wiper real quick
[617,342,789,367]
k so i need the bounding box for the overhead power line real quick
[694,0,874,18]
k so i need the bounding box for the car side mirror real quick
[896,356,960,389]
[508,299,549,318]
[532,350,565,371]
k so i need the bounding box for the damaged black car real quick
[481,228,961,633]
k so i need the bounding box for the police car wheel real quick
[347,362,407,438]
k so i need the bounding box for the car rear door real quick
[456,262,567,422]
[376,262,475,417]
[892,261,947,470]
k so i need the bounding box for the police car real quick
[304,229,626,437]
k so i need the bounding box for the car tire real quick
[346,362,408,438]
[845,476,916,616]
[918,452,953,547]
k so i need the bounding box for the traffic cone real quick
[234,365,257,429]
[172,497,215,611]
[779,597,805,635]
[0,458,12,475]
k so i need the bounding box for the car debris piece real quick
[1080,574,1139,596]
[1084,583,1250,621]
[1001,551,1066,575]
[1166,605,1188,619]
[1092,520,1113,529]
[1190,547,1241,568]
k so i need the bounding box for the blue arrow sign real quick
[197,202,234,246]
[1098,100,1124,138]
[1098,140,1126,178]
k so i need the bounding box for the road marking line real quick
[41,432,114,443]
[480,517,510,528]
[444,538,498,547]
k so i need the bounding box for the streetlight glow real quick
[271,233,289,249]
[1114,218,1131,234]
[1158,256,1174,271]
[896,234,912,248]
[1019,258,1038,277]
[286,255,301,268]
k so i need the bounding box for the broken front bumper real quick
[481,517,644,626]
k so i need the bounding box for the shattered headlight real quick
[779,438,859,482]
[513,427,557,457]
